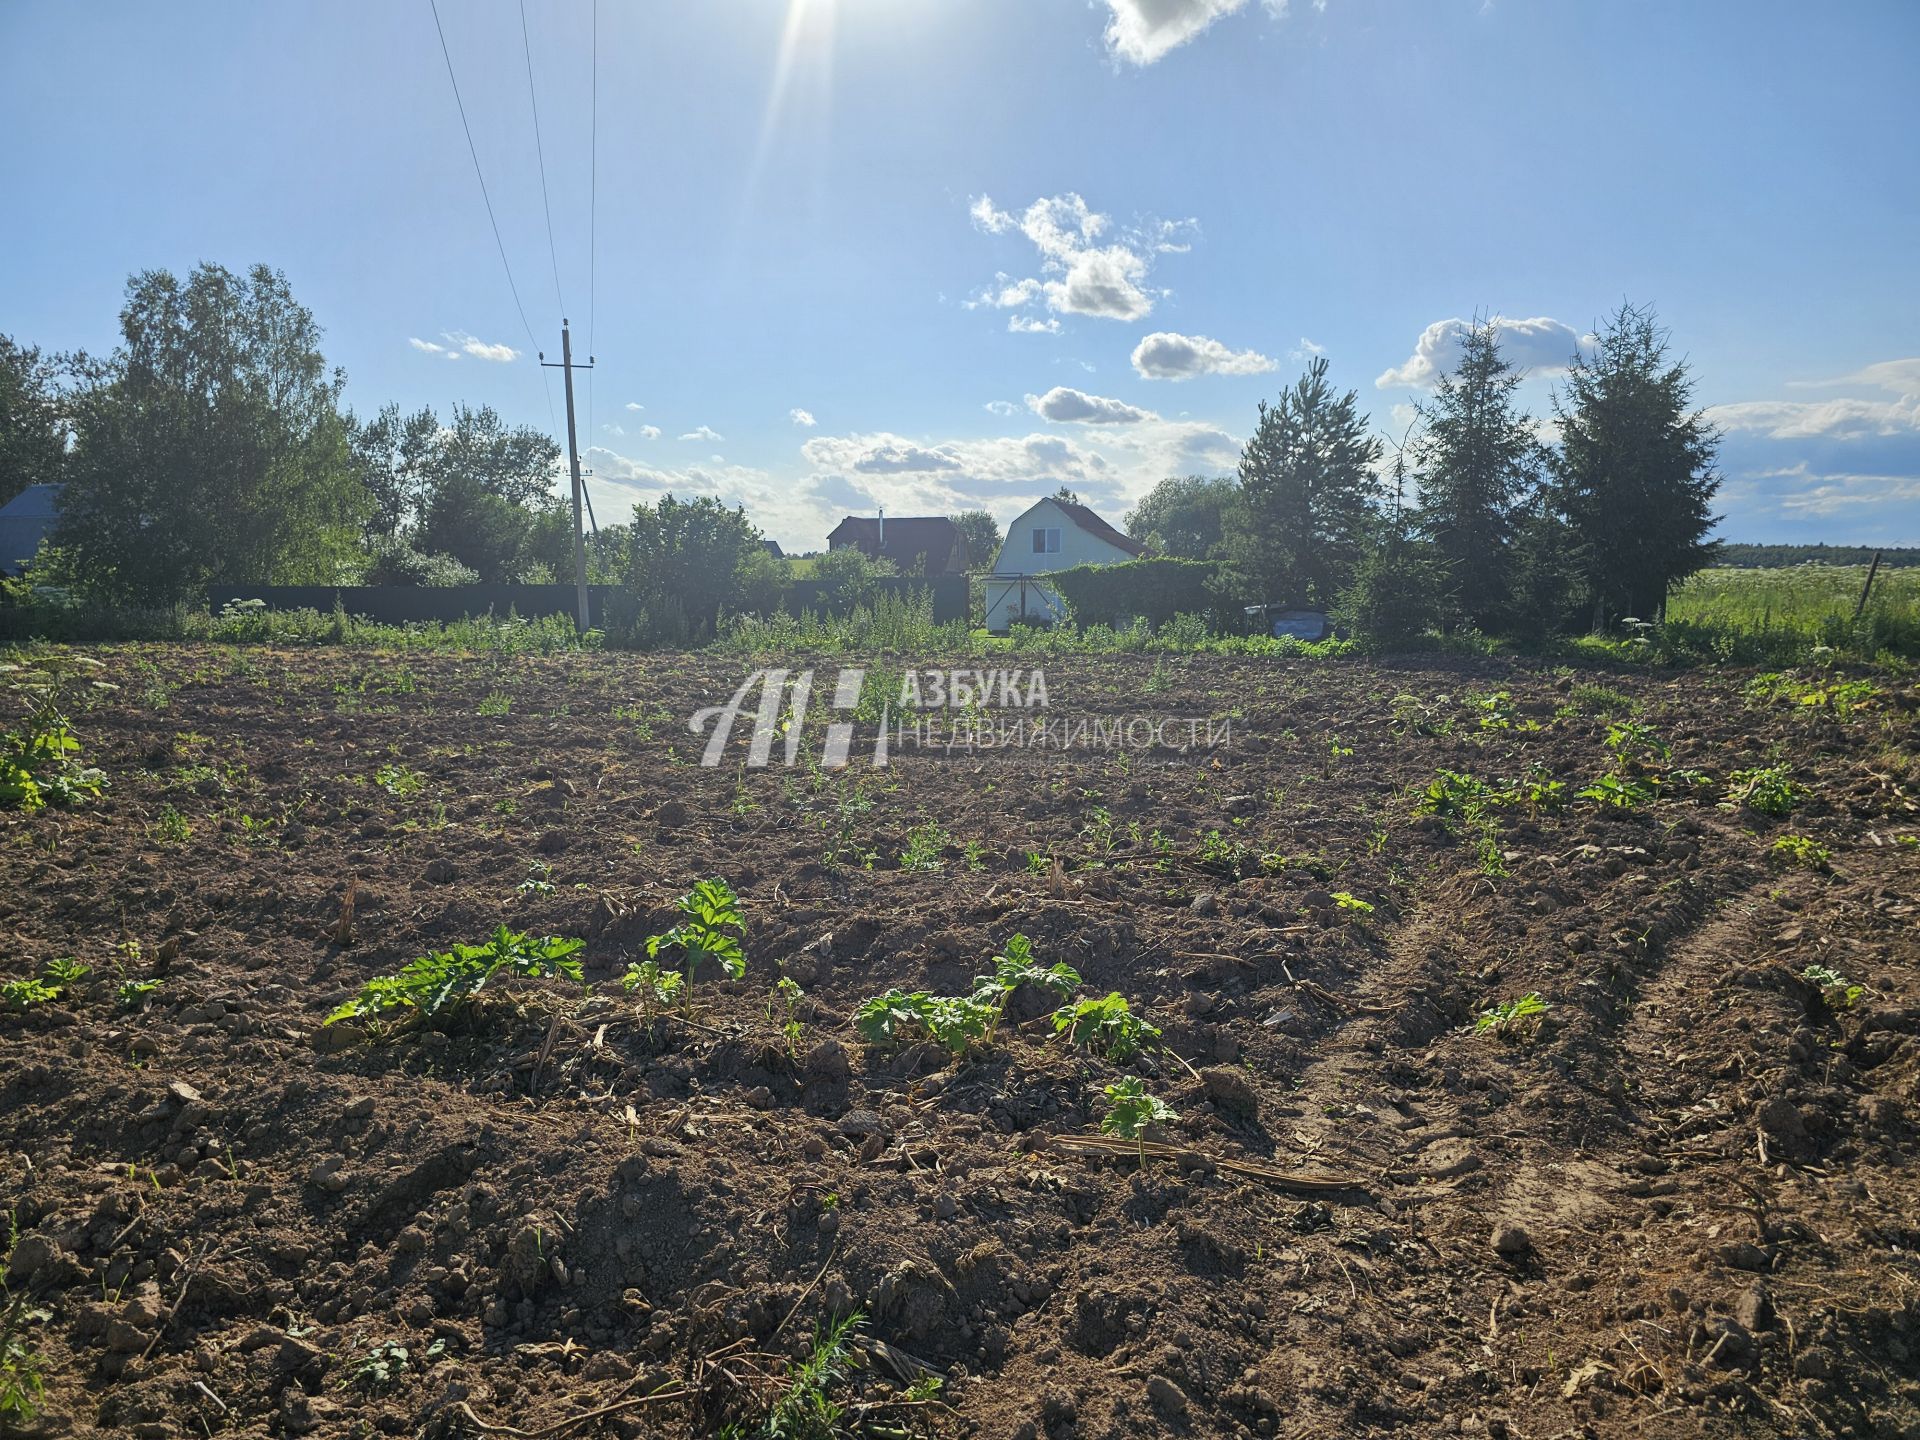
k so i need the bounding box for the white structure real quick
[985,497,1142,632]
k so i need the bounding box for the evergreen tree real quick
[1222,357,1382,609]
[1412,319,1543,629]
[1552,302,1721,626]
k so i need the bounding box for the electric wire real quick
[425,0,540,355]
[518,0,567,315]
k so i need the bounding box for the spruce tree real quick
[1552,302,1721,627]
[1412,319,1543,629]
[1223,356,1382,610]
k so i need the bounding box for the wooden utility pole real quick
[541,321,594,631]
[1854,550,1883,622]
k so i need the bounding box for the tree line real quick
[1125,306,1722,642]
[5,264,1722,645]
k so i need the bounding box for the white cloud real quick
[790,408,818,428]
[637,424,661,440]
[1131,331,1277,381]
[1706,395,1920,440]
[984,400,1021,416]
[802,431,1116,491]
[1788,358,1920,394]
[408,331,518,363]
[1103,0,1249,65]
[1027,386,1157,425]
[603,424,625,437]
[679,425,724,443]
[1009,314,1062,335]
[968,193,1183,325]
[1376,315,1589,389]
[1289,336,1326,362]
[624,401,645,412]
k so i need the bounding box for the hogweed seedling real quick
[1053,992,1161,1061]
[646,879,747,985]
[977,933,1080,1033]
[324,927,586,1028]
[1330,892,1373,919]
[1475,992,1549,1040]
[1101,1077,1177,1164]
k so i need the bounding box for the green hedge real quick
[1047,557,1220,628]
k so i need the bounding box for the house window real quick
[1031,527,1061,555]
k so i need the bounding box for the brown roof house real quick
[826,514,970,574]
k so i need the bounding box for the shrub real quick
[1049,557,1220,630]
[1331,539,1448,650]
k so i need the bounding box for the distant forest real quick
[1718,544,1920,569]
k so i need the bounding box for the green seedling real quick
[899,821,950,872]
[517,860,556,896]
[1800,963,1864,1009]
[1577,773,1657,809]
[0,654,113,813]
[348,1339,413,1392]
[620,959,685,1015]
[1330,891,1373,916]
[1053,992,1161,1060]
[1475,992,1549,1040]
[43,958,89,985]
[373,763,424,797]
[1769,835,1832,871]
[1604,720,1670,763]
[151,805,192,843]
[976,934,1080,1031]
[758,1310,864,1438]
[852,988,997,1058]
[854,988,931,1045]
[117,979,163,1009]
[324,927,585,1028]
[770,975,806,1057]
[1101,1077,1177,1163]
[0,1292,52,1424]
[1728,766,1803,817]
[646,878,748,984]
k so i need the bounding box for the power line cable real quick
[426,0,540,355]
[518,0,567,315]
[586,0,599,447]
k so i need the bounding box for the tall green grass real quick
[0,595,595,653]
[1654,565,1920,663]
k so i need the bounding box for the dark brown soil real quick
[3,646,1918,1439]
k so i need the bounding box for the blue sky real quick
[4,0,1917,550]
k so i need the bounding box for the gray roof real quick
[0,484,62,577]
